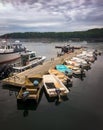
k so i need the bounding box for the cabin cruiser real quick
[12,51,46,72]
[0,50,46,79]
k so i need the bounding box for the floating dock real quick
[2,49,83,87]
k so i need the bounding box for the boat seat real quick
[60,79,65,82]
[26,88,37,92]
[55,82,61,88]
[57,75,65,78]
[60,88,66,92]
[28,95,37,99]
[45,82,56,89]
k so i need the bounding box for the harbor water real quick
[0,41,103,130]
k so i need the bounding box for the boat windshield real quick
[6,45,13,49]
[0,46,5,49]
[0,44,13,49]
[30,53,36,58]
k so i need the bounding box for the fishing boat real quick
[48,68,72,85]
[12,51,46,72]
[17,74,43,103]
[43,74,69,98]
[0,40,27,65]
[55,64,73,77]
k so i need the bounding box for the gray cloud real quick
[0,0,103,34]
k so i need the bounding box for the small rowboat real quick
[48,68,72,85]
[43,74,69,99]
[17,74,43,103]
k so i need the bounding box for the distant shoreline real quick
[0,28,103,42]
[0,37,103,43]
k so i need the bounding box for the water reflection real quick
[17,100,39,117]
[73,73,86,81]
[17,88,44,117]
[2,84,20,95]
[2,84,42,116]
[2,83,71,112]
[1,59,95,113]
[43,87,69,105]
[0,42,103,130]
[66,82,73,88]
[1,69,88,110]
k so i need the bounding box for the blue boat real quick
[56,64,73,77]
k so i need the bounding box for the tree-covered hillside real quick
[0,28,103,42]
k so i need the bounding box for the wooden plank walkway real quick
[2,49,83,87]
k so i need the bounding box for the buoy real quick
[33,80,39,86]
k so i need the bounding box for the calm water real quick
[0,41,103,130]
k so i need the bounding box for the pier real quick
[2,48,83,87]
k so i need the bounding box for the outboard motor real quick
[0,64,13,79]
[65,70,69,76]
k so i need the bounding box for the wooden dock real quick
[2,49,83,87]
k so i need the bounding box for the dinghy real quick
[43,74,69,98]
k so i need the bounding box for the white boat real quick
[0,40,27,65]
[43,74,69,98]
[13,51,46,72]
[66,65,85,75]
[71,57,87,64]
[76,54,95,63]
[71,57,91,68]
[76,50,96,62]
[64,60,81,68]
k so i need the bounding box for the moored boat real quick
[71,57,91,68]
[17,74,43,103]
[66,65,85,75]
[48,68,72,85]
[43,74,69,98]
[0,40,27,65]
[56,64,73,77]
[64,60,81,67]
[12,51,46,72]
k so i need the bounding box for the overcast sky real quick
[0,0,103,35]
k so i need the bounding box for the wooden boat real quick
[17,74,43,103]
[43,74,69,98]
[56,64,73,77]
[48,68,72,85]
[13,51,46,72]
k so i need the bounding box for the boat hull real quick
[13,56,46,72]
[56,64,73,77]
[0,52,21,64]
